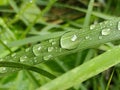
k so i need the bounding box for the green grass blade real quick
[0,61,56,79]
[1,17,120,75]
[37,45,120,90]
[83,0,94,27]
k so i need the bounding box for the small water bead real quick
[43,55,52,61]
[25,48,30,52]
[20,56,28,62]
[99,36,102,39]
[48,47,54,52]
[101,28,111,36]
[34,57,37,63]
[0,67,7,73]
[49,39,54,43]
[33,44,42,56]
[117,21,120,30]
[49,39,57,45]
[85,36,90,40]
[60,32,80,50]
[90,24,95,30]
[52,41,56,45]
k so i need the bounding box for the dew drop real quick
[33,44,42,56]
[48,47,54,52]
[25,48,30,52]
[49,39,53,43]
[0,67,7,73]
[20,56,28,62]
[117,21,120,30]
[90,24,95,30]
[101,28,111,35]
[34,57,37,63]
[43,55,52,61]
[99,36,102,39]
[52,41,56,45]
[85,36,90,39]
[60,32,80,49]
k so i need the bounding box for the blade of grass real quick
[0,61,56,79]
[83,0,94,27]
[37,45,120,90]
[25,71,40,87]
[105,68,115,90]
[0,39,12,53]
[21,0,57,38]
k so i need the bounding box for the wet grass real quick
[0,0,120,90]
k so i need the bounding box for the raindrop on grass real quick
[43,55,52,61]
[52,41,56,45]
[48,47,54,52]
[117,21,120,30]
[99,36,102,39]
[85,36,90,39]
[0,67,7,73]
[20,56,28,62]
[101,28,111,35]
[33,44,42,56]
[49,39,53,43]
[90,24,95,30]
[25,48,30,52]
[60,32,80,49]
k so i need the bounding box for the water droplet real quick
[49,39,57,45]
[99,36,102,39]
[90,24,95,30]
[52,41,56,45]
[49,39,54,43]
[20,56,28,62]
[33,44,42,56]
[60,32,80,49]
[0,67,7,73]
[34,57,37,62]
[101,28,111,35]
[117,21,120,30]
[25,48,30,52]
[71,35,77,41]
[43,55,52,61]
[85,36,90,39]
[48,47,54,52]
